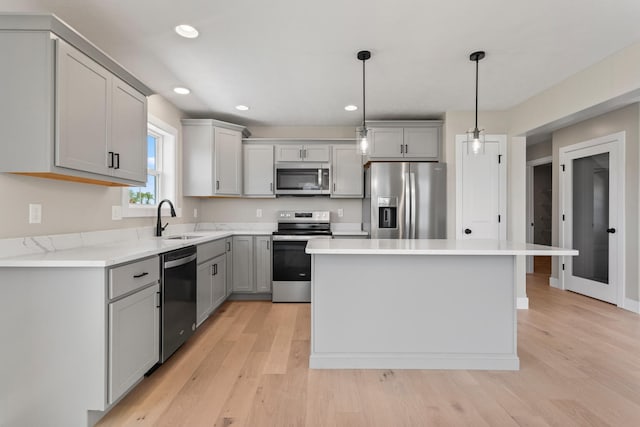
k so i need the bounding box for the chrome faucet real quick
[156,199,177,236]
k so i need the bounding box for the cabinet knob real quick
[464,228,472,235]
[607,228,616,234]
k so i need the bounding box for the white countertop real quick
[306,239,578,256]
[0,230,272,268]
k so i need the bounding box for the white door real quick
[456,135,507,240]
[560,133,624,305]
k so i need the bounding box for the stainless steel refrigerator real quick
[363,162,446,238]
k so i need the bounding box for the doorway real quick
[526,160,552,275]
[559,132,625,305]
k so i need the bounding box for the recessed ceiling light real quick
[344,105,358,111]
[175,24,199,39]
[235,105,250,111]
[173,87,190,95]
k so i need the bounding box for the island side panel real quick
[310,254,518,370]
[0,267,107,427]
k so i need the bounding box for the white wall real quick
[0,94,197,239]
[551,103,639,302]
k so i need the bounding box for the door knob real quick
[607,228,616,234]
[464,228,472,235]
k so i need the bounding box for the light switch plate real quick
[193,208,198,218]
[338,208,344,217]
[29,204,42,224]
[256,208,263,218]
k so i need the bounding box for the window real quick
[121,115,178,217]
[129,132,161,205]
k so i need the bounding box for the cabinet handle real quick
[108,151,114,168]
[156,292,161,308]
[400,144,404,154]
[270,182,273,191]
[212,264,218,276]
[333,182,336,192]
[299,148,303,159]
[267,240,270,250]
[405,144,408,154]
[303,148,307,158]
[114,153,120,169]
[226,241,231,251]
[133,272,149,278]
[216,180,220,190]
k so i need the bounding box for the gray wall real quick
[551,103,639,302]
[527,140,552,161]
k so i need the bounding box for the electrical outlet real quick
[29,204,42,224]
[111,205,122,220]
[193,208,198,218]
[338,208,344,217]
[256,208,262,218]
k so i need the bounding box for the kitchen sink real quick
[164,235,203,240]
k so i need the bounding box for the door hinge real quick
[498,214,501,223]
[498,154,502,164]
[561,164,565,172]
[562,263,565,271]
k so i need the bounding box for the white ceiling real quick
[4,0,640,128]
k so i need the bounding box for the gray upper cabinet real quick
[182,119,248,197]
[366,121,442,161]
[243,145,275,196]
[331,145,363,198]
[275,144,330,162]
[0,18,151,186]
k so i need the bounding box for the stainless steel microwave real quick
[275,163,330,195]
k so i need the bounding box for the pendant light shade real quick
[357,50,371,155]
[467,50,486,155]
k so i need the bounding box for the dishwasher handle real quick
[164,253,197,269]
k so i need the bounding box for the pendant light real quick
[356,50,371,155]
[467,50,486,155]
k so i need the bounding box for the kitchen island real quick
[306,239,577,370]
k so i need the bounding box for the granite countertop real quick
[306,239,578,256]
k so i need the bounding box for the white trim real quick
[558,131,625,307]
[121,115,180,218]
[549,276,561,289]
[517,297,529,309]
[525,156,553,273]
[623,298,640,314]
[455,134,507,240]
[309,354,519,370]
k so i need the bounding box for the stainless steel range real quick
[272,210,332,302]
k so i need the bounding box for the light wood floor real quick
[97,274,640,427]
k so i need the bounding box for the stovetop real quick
[274,210,331,236]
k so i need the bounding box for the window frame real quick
[121,114,180,218]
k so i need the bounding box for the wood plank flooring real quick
[97,274,640,426]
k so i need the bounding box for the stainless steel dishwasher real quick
[160,245,197,363]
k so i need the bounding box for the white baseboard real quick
[624,298,640,314]
[517,297,529,309]
[549,277,561,289]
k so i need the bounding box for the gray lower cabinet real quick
[108,282,159,404]
[232,235,272,294]
[196,239,228,326]
[255,236,272,292]
[107,256,160,404]
[225,238,233,297]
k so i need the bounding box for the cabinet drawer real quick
[109,257,160,300]
[197,239,226,263]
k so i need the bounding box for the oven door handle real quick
[272,235,332,241]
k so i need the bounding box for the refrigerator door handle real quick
[410,172,416,239]
[404,172,411,239]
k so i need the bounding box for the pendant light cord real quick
[362,58,366,129]
[474,57,479,132]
